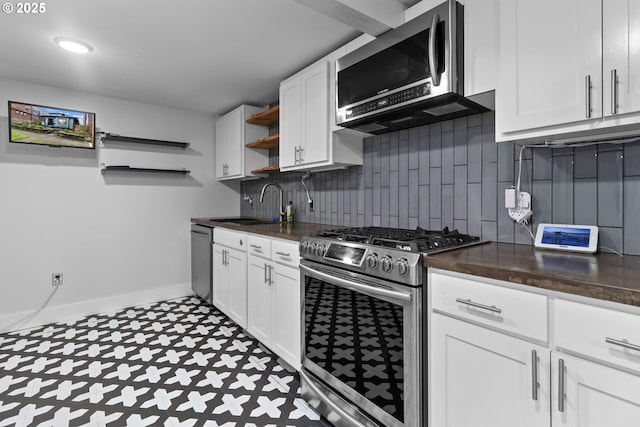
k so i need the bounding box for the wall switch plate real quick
[508,191,532,223]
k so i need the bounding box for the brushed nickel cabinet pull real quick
[275,251,291,257]
[531,350,539,401]
[558,358,565,413]
[264,263,269,284]
[250,244,262,249]
[455,298,502,314]
[611,69,618,115]
[605,337,640,352]
[585,75,592,118]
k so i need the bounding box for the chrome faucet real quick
[259,182,285,222]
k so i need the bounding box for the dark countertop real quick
[191,217,336,242]
[425,242,640,307]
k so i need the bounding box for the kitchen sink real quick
[208,217,273,225]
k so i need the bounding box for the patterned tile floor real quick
[0,296,333,426]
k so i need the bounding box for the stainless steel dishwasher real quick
[190,224,213,304]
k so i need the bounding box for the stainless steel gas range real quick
[298,226,484,427]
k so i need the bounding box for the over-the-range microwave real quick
[336,0,491,135]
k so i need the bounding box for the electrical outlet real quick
[508,191,533,223]
[52,273,63,286]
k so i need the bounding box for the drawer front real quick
[271,239,299,268]
[555,299,640,373]
[430,271,548,342]
[247,234,271,259]
[214,228,246,252]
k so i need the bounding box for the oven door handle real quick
[300,264,412,303]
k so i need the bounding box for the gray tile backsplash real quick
[240,111,639,255]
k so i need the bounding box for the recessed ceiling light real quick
[54,37,93,54]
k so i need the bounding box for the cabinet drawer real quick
[430,271,548,342]
[247,234,271,259]
[214,228,246,252]
[555,299,640,373]
[272,239,299,268]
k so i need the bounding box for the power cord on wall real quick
[0,285,60,334]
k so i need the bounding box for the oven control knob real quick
[366,253,379,269]
[397,258,410,276]
[299,242,308,253]
[316,244,326,257]
[306,243,316,254]
[381,256,393,272]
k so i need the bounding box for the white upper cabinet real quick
[215,104,269,180]
[497,0,640,143]
[279,48,364,172]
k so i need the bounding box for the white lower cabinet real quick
[431,313,550,427]
[212,229,247,328]
[552,352,640,427]
[429,269,640,427]
[247,236,300,369]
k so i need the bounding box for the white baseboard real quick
[0,283,193,333]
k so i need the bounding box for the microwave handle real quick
[428,13,441,86]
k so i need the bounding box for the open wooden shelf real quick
[251,165,280,174]
[246,105,279,126]
[245,134,279,149]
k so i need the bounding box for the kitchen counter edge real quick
[191,218,334,243]
[425,242,640,308]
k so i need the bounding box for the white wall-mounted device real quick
[505,187,532,223]
[534,223,599,253]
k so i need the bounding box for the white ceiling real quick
[0,0,377,116]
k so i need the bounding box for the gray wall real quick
[241,111,640,255]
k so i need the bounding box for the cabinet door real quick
[603,0,640,117]
[247,255,273,347]
[225,107,243,178]
[279,76,301,169]
[498,0,601,133]
[431,313,550,427]
[214,118,228,179]
[212,245,229,312]
[300,61,329,166]
[273,263,301,369]
[552,352,640,427]
[226,247,247,329]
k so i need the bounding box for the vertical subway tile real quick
[481,163,497,221]
[598,150,623,227]
[390,216,399,228]
[430,218,442,231]
[468,113,482,128]
[454,165,468,220]
[481,111,497,163]
[532,147,552,181]
[442,119,454,132]
[390,171,399,217]
[467,183,482,237]
[381,187,390,227]
[419,133,431,185]
[624,141,640,176]
[409,130,420,170]
[419,185,430,227]
[574,146,597,179]
[430,122,442,168]
[399,137,409,186]
[454,219,468,233]
[430,168,442,219]
[442,184,454,228]
[532,180,553,224]
[467,125,483,184]
[372,135,381,173]
[481,221,498,241]
[399,186,409,229]
[552,154,574,224]
[442,131,454,184]
[454,116,468,165]
[574,179,597,225]
[409,170,420,218]
[364,187,373,225]
[389,136,399,172]
[497,182,515,244]
[381,141,390,183]
[372,172,381,216]
[624,176,640,254]
[497,142,514,183]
